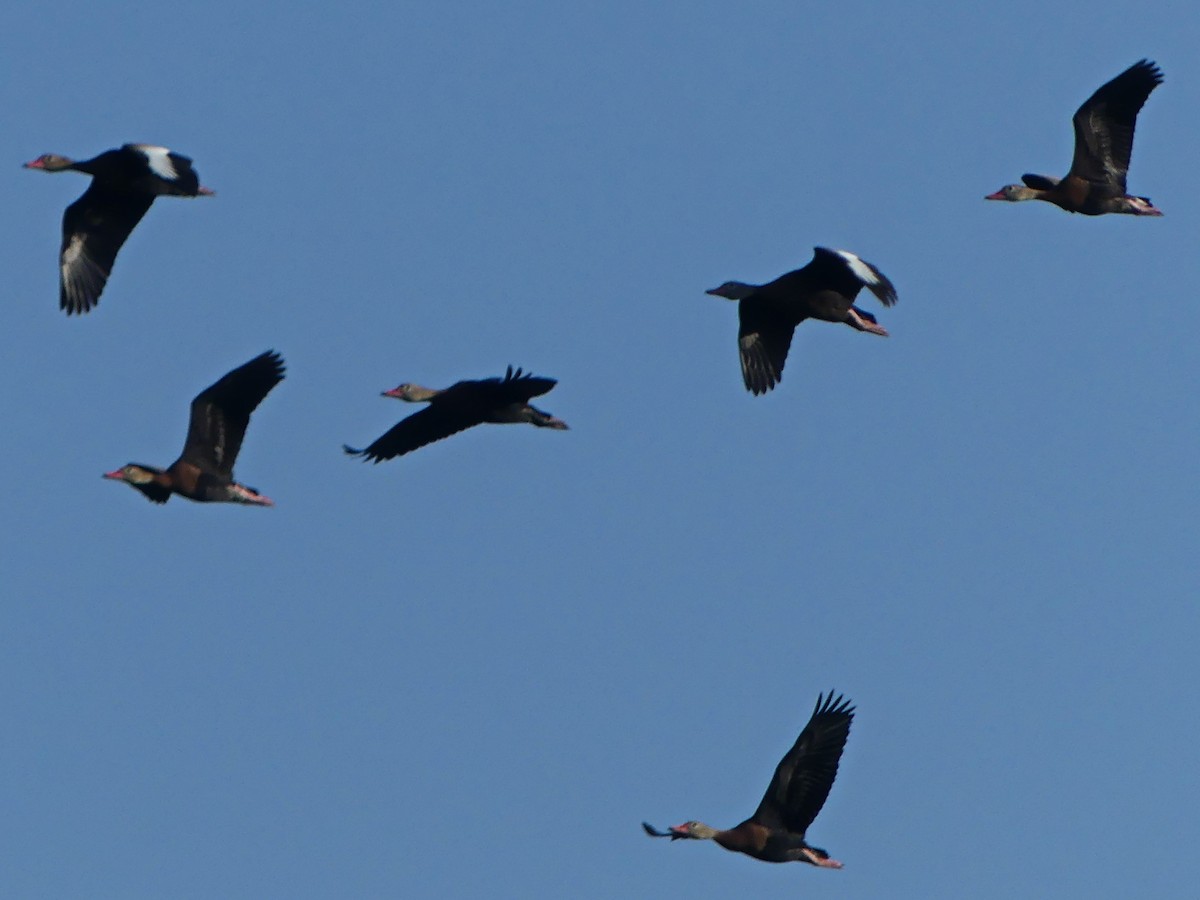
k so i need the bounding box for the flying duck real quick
[24,143,214,314]
[643,692,854,867]
[708,248,897,395]
[985,59,1164,215]
[104,350,284,505]
[344,366,568,462]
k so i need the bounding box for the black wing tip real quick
[740,344,782,395]
[642,822,676,839]
[503,364,555,384]
[1129,58,1164,84]
[743,372,778,395]
[1096,59,1163,100]
[60,278,103,315]
[343,443,390,464]
[254,349,287,379]
[61,298,97,315]
[814,690,856,720]
[504,364,559,396]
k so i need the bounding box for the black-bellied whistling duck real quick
[104,351,284,505]
[23,143,215,314]
[708,248,897,396]
[344,365,568,462]
[986,60,1164,216]
[643,692,854,867]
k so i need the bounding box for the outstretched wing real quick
[1021,173,1061,191]
[1069,59,1163,192]
[810,248,898,308]
[59,184,153,314]
[181,351,286,475]
[738,297,796,396]
[344,367,559,460]
[493,365,558,404]
[124,144,204,194]
[344,402,486,462]
[752,692,855,836]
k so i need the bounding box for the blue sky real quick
[3,2,1197,897]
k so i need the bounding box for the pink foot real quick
[230,484,274,506]
[847,308,888,336]
[801,848,843,868]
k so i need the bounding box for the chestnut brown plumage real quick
[644,692,854,866]
[708,248,896,395]
[24,143,214,314]
[103,351,284,505]
[344,366,568,462]
[986,60,1164,215]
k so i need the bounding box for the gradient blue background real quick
[4,2,1197,897]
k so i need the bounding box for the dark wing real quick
[343,402,486,462]
[1069,59,1163,192]
[1021,173,1061,190]
[738,296,796,396]
[810,247,897,308]
[59,183,154,314]
[493,365,558,404]
[134,480,172,505]
[751,692,855,835]
[343,368,558,461]
[164,151,202,194]
[180,351,286,475]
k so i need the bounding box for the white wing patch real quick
[62,237,108,279]
[136,145,179,181]
[61,233,87,270]
[61,235,110,311]
[833,249,879,286]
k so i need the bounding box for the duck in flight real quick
[707,247,897,396]
[644,692,855,866]
[24,143,214,314]
[104,351,284,506]
[344,366,568,462]
[985,59,1163,216]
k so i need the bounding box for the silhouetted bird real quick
[344,366,568,462]
[104,351,284,506]
[986,60,1163,215]
[708,248,897,395]
[24,143,214,313]
[643,692,854,867]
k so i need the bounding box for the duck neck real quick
[713,821,761,855]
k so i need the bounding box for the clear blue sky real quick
[3,2,1197,897]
